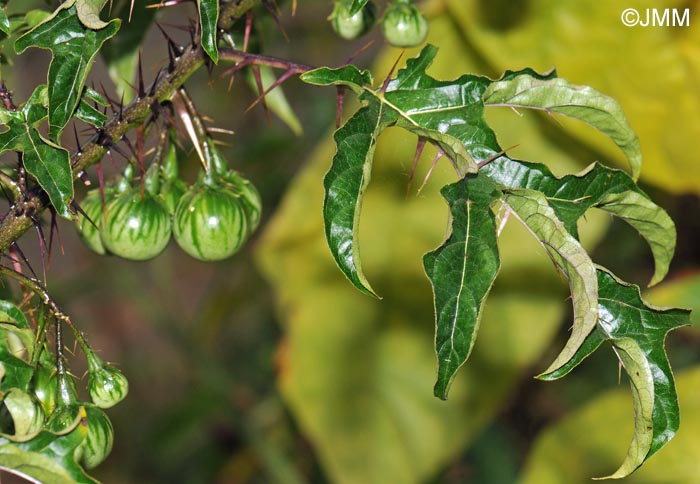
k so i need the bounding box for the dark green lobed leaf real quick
[539,268,688,478]
[0,87,73,218]
[424,174,501,399]
[14,5,120,140]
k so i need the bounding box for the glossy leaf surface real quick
[198,0,219,63]
[0,86,73,218]
[537,269,688,478]
[14,5,120,140]
[481,158,675,286]
[424,175,501,399]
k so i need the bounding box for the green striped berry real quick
[173,184,248,261]
[78,406,114,470]
[76,190,109,255]
[101,190,172,261]
[87,353,128,409]
[382,0,428,48]
[219,171,262,234]
[330,0,376,40]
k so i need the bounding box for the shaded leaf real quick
[306,46,510,298]
[424,174,501,399]
[482,158,675,286]
[14,5,120,140]
[0,86,73,218]
[198,0,219,63]
[75,86,109,128]
[501,188,598,375]
[483,75,642,180]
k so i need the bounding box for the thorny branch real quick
[0,0,303,252]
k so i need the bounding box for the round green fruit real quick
[219,171,262,234]
[330,0,376,40]
[78,406,114,470]
[101,190,172,261]
[382,0,428,48]
[76,190,108,255]
[173,184,248,261]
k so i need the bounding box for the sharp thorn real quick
[381,51,404,94]
[417,149,444,195]
[406,137,427,196]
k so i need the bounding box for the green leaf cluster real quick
[0,1,119,219]
[302,45,688,478]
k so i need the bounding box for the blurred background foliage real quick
[1,0,698,482]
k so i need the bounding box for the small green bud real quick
[87,353,129,409]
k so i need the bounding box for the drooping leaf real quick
[101,0,157,102]
[305,46,511,296]
[483,74,642,180]
[245,65,303,135]
[481,158,675,286]
[323,103,394,296]
[0,86,73,217]
[198,0,219,63]
[538,268,689,478]
[75,0,109,30]
[256,111,565,484]
[424,174,501,399]
[595,191,675,286]
[14,4,120,140]
[501,188,598,375]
